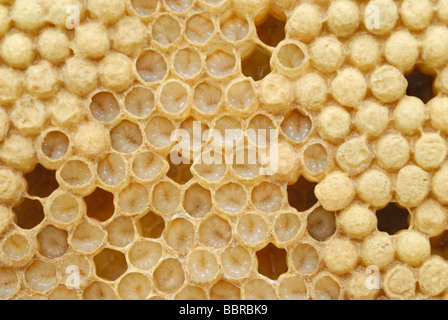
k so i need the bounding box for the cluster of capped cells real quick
[1,0,448,300]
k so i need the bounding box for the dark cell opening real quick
[406,69,435,103]
[287,176,318,212]
[167,152,193,185]
[376,203,410,235]
[94,248,128,281]
[136,211,165,239]
[13,198,45,230]
[256,15,286,47]
[241,46,271,81]
[85,188,115,222]
[256,243,288,280]
[430,230,448,260]
[25,164,59,198]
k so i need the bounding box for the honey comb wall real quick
[0,0,448,300]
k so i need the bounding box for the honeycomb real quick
[1,0,448,301]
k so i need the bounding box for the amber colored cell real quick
[257,15,285,47]
[242,46,271,81]
[13,199,44,230]
[25,164,59,198]
[287,177,318,212]
[85,188,115,222]
[256,243,288,280]
[94,249,128,281]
